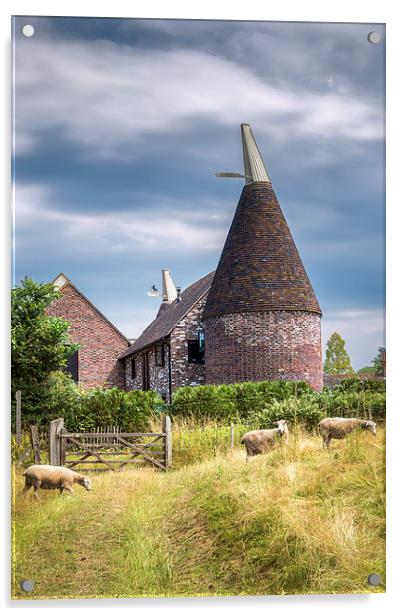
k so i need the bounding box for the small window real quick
[65,350,79,382]
[188,340,205,364]
[130,357,136,379]
[198,329,205,353]
[155,343,165,367]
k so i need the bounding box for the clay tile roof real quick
[119,271,215,359]
[203,182,321,320]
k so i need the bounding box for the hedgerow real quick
[172,379,385,427]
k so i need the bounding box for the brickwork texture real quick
[47,282,128,389]
[205,311,323,391]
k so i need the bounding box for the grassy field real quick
[12,425,385,599]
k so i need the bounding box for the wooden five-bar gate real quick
[49,416,172,471]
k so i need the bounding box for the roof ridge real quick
[119,271,215,359]
[51,272,130,344]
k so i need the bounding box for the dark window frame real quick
[130,357,136,379]
[142,352,150,391]
[155,343,165,367]
[65,349,79,383]
[188,339,205,365]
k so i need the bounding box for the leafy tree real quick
[356,347,385,377]
[372,347,385,374]
[11,277,78,425]
[323,332,354,375]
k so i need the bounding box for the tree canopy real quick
[11,277,78,424]
[372,347,385,374]
[323,332,354,375]
[357,346,385,376]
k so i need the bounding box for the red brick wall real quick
[47,283,128,389]
[204,311,323,391]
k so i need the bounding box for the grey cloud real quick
[14,182,231,256]
[14,35,383,159]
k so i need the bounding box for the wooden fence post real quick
[30,425,41,463]
[49,418,64,465]
[163,415,172,470]
[60,431,66,466]
[15,390,22,445]
[230,423,234,449]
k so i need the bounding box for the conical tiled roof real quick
[203,181,321,319]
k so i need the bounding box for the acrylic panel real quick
[11,16,385,600]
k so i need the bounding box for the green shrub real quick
[15,371,163,433]
[66,387,162,432]
[316,389,385,421]
[330,377,386,394]
[251,396,323,430]
[172,380,312,422]
[172,384,237,421]
[172,380,385,428]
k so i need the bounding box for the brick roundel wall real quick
[204,311,323,391]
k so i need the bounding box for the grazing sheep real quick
[22,465,92,500]
[276,419,289,444]
[318,417,376,449]
[241,420,289,458]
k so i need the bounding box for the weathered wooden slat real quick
[68,438,163,451]
[65,458,165,465]
[66,452,91,468]
[62,432,164,438]
[114,435,167,470]
[60,430,67,465]
[163,415,172,469]
[49,418,64,465]
[65,449,165,457]
[29,425,41,463]
[66,435,115,472]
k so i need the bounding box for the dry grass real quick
[12,426,385,599]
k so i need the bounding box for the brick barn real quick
[47,273,129,389]
[120,124,323,399]
[119,271,213,402]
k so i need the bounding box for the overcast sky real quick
[12,16,385,370]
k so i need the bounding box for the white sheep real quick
[318,417,377,449]
[276,419,289,444]
[241,420,289,458]
[22,464,92,500]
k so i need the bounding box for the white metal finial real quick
[214,124,271,184]
[162,270,178,303]
[241,124,271,184]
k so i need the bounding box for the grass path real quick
[12,429,385,599]
[12,468,175,599]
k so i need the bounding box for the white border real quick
[1,1,401,614]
